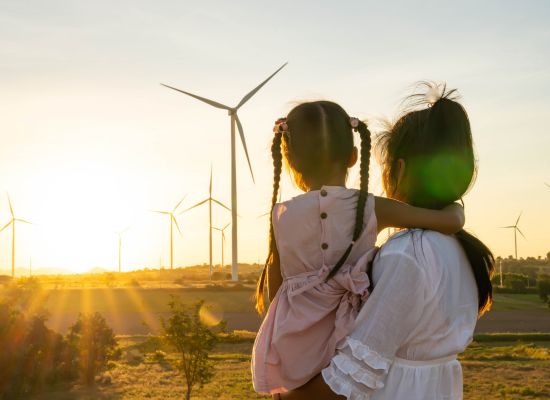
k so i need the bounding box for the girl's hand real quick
[442,202,465,232]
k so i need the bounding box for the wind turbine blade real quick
[7,193,14,217]
[0,220,12,232]
[223,223,230,230]
[173,195,187,212]
[161,84,231,110]
[15,219,32,225]
[153,210,171,215]
[172,216,182,236]
[235,114,255,183]
[515,211,522,227]
[236,63,288,109]
[212,198,231,212]
[180,198,209,214]
[258,212,270,218]
[516,227,526,239]
[501,226,515,229]
[209,165,213,196]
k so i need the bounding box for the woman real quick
[280,83,494,399]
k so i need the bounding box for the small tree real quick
[67,312,118,385]
[162,299,219,400]
[537,275,550,302]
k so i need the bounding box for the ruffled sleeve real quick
[322,250,426,399]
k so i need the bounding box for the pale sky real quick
[0,0,549,272]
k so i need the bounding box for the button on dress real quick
[252,186,378,394]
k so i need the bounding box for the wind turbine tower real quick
[162,63,287,280]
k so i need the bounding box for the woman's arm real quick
[375,196,464,234]
[267,243,283,302]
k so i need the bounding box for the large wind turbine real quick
[213,223,230,270]
[116,227,130,273]
[153,195,186,270]
[162,63,287,281]
[0,194,32,278]
[501,212,526,259]
[180,167,230,278]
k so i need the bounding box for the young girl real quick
[251,101,465,395]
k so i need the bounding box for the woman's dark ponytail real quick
[455,230,494,315]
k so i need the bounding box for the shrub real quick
[536,275,550,301]
[0,303,75,397]
[126,278,141,287]
[150,350,167,363]
[162,298,222,400]
[67,312,119,386]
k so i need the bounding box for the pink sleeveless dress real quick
[251,186,378,394]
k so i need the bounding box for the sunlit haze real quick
[1,0,549,273]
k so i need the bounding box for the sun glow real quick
[21,159,153,273]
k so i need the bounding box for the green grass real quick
[30,335,550,400]
[491,293,548,311]
[461,341,550,399]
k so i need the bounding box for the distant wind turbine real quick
[213,223,231,269]
[258,189,283,218]
[501,212,526,259]
[116,227,130,273]
[162,62,287,281]
[0,194,32,278]
[153,195,186,270]
[180,167,230,278]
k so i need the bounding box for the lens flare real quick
[199,302,224,327]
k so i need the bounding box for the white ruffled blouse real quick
[322,229,479,400]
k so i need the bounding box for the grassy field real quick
[490,294,549,311]
[30,334,550,400]
[38,287,550,334]
[5,280,548,399]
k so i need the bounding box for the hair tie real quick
[350,117,360,129]
[273,118,289,134]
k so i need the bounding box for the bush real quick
[0,303,75,397]
[150,350,167,363]
[537,275,550,301]
[492,273,531,293]
[67,312,119,386]
[162,299,222,400]
[211,271,229,281]
[126,278,141,287]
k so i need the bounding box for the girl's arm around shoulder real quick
[375,196,464,234]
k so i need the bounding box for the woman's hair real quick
[255,101,371,314]
[376,82,494,316]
